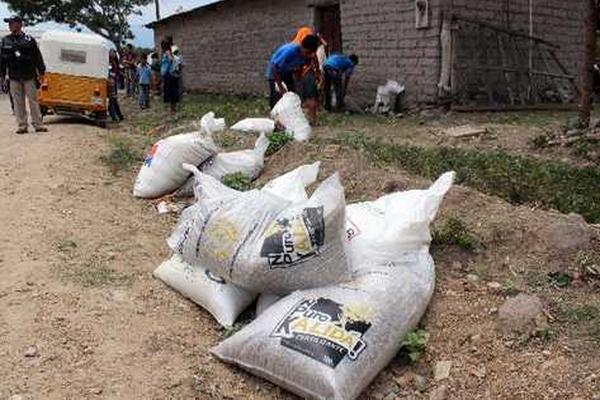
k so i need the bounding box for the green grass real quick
[63,254,132,288]
[343,132,600,223]
[100,134,143,174]
[398,329,429,362]
[432,216,478,251]
[266,131,294,156]
[222,173,253,191]
[560,304,600,343]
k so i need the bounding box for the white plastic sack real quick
[231,118,275,135]
[345,172,455,271]
[255,293,282,316]
[133,130,218,199]
[372,80,405,115]
[212,250,436,400]
[201,134,269,181]
[168,172,348,294]
[200,111,227,134]
[271,92,312,142]
[212,173,455,400]
[154,254,255,327]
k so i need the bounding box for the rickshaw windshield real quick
[39,31,111,79]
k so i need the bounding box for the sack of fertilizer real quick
[212,250,437,400]
[154,254,255,327]
[271,92,312,141]
[345,172,455,271]
[168,170,348,294]
[255,293,283,316]
[201,134,270,181]
[156,163,322,326]
[133,112,222,199]
[211,173,455,399]
[231,118,275,135]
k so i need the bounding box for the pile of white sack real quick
[133,94,313,200]
[153,155,455,399]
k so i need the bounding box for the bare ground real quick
[1,95,599,400]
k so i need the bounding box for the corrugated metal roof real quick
[146,0,226,28]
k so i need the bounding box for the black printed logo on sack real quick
[271,297,372,368]
[260,207,325,269]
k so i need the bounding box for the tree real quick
[579,0,598,128]
[5,0,153,49]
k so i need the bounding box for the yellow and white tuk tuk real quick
[37,31,110,126]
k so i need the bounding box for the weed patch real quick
[267,131,294,156]
[559,304,600,343]
[398,329,429,363]
[343,134,600,223]
[222,173,252,191]
[63,254,132,288]
[101,134,142,174]
[432,217,478,251]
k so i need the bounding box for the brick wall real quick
[446,0,585,103]
[340,0,444,106]
[153,0,312,96]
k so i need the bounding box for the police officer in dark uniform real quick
[0,16,47,134]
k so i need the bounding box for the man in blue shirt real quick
[323,53,359,112]
[267,35,319,108]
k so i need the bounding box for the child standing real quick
[137,54,152,110]
[108,50,123,122]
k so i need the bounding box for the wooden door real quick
[316,5,342,54]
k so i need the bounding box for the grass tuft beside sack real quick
[167,169,349,294]
[211,172,455,400]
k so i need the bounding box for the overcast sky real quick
[0,0,218,47]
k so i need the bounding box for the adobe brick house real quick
[148,0,586,108]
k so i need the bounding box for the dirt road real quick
[1,95,599,400]
[0,96,282,400]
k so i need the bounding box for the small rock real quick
[10,395,26,400]
[24,346,38,358]
[470,333,482,342]
[466,274,479,283]
[433,360,452,381]
[89,388,103,395]
[414,374,428,392]
[382,393,396,400]
[539,214,592,252]
[429,384,448,400]
[496,294,548,336]
[471,365,487,379]
[487,282,502,290]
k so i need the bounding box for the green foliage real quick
[399,329,429,362]
[267,131,294,156]
[58,239,78,252]
[222,173,252,192]
[100,134,142,174]
[344,134,600,223]
[560,304,600,343]
[548,272,573,288]
[501,280,521,297]
[5,0,152,47]
[64,254,132,288]
[529,134,550,149]
[222,323,247,338]
[577,251,600,281]
[432,217,478,251]
[343,131,369,151]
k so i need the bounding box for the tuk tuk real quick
[37,31,111,126]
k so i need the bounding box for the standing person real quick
[137,54,152,110]
[323,53,359,112]
[266,34,319,109]
[0,16,47,134]
[108,50,123,122]
[172,46,184,98]
[122,44,136,98]
[292,27,327,125]
[150,52,161,95]
[160,40,180,114]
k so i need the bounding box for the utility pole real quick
[579,0,597,128]
[155,0,161,21]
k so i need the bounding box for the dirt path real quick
[1,95,599,400]
[0,96,260,400]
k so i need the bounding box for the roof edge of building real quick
[146,0,227,29]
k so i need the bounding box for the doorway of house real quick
[315,4,342,53]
